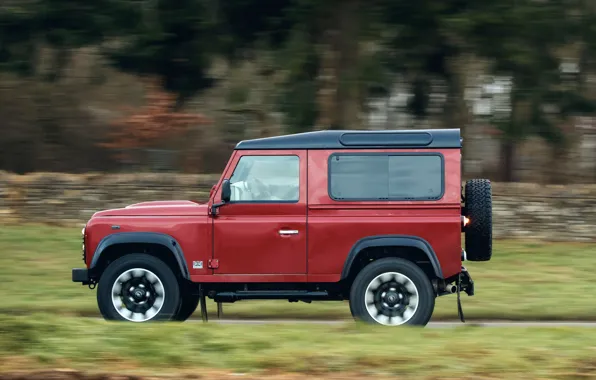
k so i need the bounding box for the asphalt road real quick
[181,319,596,328]
[87,315,596,327]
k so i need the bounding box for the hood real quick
[93,200,209,217]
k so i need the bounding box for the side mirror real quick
[211,179,231,217]
[221,179,231,203]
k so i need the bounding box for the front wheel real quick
[97,254,181,322]
[172,283,200,321]
[349,258,435,327]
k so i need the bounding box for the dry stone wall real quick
[1,172,595,242]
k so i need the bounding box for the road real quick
[87,314,596,327]
[180,319,596,328]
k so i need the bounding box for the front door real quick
[213,150,307,275]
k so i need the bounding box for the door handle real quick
[279,229,299,235]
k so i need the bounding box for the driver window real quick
[229,155,300,202]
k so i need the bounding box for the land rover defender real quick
[72,128,492,326]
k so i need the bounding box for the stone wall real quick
[0,172,220,226]
[489,182,596,242]
[1,172,596,242]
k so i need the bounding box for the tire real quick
[97,254,181,322]
[349,258,435,327]
[172,284,200,322]
[464,179,493,261]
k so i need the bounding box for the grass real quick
[2,314,596,379]
[1,224,596,321]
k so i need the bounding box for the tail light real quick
[462,216,470,227]
[81,226,86,264]
[461,215,470,232]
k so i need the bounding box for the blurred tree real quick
[379,0,466,118]
[38,0,113,81]
[208,0,296,137]
[102,0,218,108]
[460,0,596,181]
[100,79,211,165]
[374,0,497,173]
[568,0,596,91]
[0,0,137,80]
[0,0,143,174]
[215,0,294,62]
[219,0,382,132]
[273,9,321,133]
[2,0,596,179]
[0,1,39,76]
[208,0,323,132]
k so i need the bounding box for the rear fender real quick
[340,235,444,280]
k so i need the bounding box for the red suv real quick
[72,128,492,326]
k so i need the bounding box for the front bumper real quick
[72,268,91,285]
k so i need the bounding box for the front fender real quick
[90,232,190,280]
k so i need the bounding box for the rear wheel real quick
[349,258,435,326]
[97,254,181,322]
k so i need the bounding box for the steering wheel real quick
[246,177,273,200]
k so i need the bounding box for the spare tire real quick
[464,179,492,261]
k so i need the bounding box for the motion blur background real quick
[3,0,596,181]
[2,1,596,379]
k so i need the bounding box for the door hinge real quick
[208,259,219,269]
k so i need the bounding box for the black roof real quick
[235,128,461,150]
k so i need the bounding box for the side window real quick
[229,155,300,202]
[328,154,443,201]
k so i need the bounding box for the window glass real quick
[329,154,443,200]
[230,155,299,202]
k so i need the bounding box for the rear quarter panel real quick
[307,149,462,280]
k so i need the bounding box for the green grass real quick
[1,224,596,321]
[1,314,596,379]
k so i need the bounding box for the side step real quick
[208,290,330,303]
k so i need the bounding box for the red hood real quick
[93,200,209,217]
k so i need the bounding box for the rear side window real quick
[328,153,444,201]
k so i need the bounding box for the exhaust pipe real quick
[443,284,457,294]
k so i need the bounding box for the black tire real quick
[172,283,200,322]
[464,179,493,261]
[97,254,181,322]
[349,258,435,327]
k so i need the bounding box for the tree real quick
[103,0,218,108]
[0,1,39,76]
[461,0,596,181]
[0,0,134,80]
[373,0,497,173]
[216,0,381,132]
[100,79,210,166]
